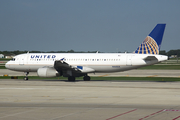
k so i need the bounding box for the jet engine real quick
[37,67,60,77]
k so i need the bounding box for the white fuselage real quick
[5,53,168,73]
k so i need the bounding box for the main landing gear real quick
[68,75,91,82]
[24,72,29,80]
[83,76,90,81]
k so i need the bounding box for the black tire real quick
[83,76,90,81]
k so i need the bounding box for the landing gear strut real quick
[24,72,29,80]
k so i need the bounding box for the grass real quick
[0,66,6,69]
[0,58,11,61]
[139,65,180,70]
[1,76,180,82]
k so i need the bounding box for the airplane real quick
[5,24,168,81]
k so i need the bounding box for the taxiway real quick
[0,79,180,120]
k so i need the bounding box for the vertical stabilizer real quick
[134,24,166,54]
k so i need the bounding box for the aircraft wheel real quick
[24,77,28,81]
[24,72,29,81]
[83,76,90,81]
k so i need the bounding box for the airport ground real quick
[0,79,180,120]
[1,68,180,120]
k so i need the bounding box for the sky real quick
[0,0,180,53]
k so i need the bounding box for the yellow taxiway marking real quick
[98,74,109,77]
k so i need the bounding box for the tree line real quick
[1,49,180,57]
[159,50,180,57]
[0,50,98,56]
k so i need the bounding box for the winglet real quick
[134,24,166,54]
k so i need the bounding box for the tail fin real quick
[134,24,166,54]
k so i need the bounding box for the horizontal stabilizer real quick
[143,56,158,61]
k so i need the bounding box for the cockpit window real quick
[11,58,16,61]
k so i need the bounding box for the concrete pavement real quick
[0,79,180,120]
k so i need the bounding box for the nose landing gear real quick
[24,72,29,80]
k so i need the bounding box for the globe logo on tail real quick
[135,36,159,54]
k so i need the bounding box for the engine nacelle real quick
[37,67,60,77]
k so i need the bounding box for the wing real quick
[54,60,95,74]
[54,60,80,73]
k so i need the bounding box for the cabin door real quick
[126,55,132,66]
